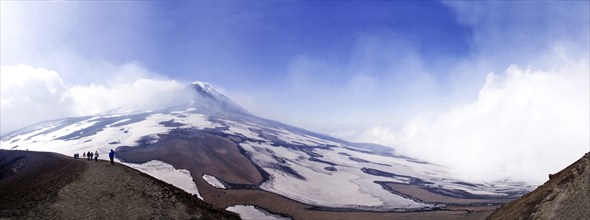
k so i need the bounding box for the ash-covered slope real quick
[0,81,531,218]
[0,149,239,219]
[487,152,590,220]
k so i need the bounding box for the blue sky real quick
[3,1,472,84]
[1,1,589,183]
[140,1,472,83]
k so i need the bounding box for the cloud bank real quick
[358,57,589,184]
[0,63,191,134]
[346,2,590,185]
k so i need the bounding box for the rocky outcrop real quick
[487,152,590,220]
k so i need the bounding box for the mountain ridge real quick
[0,149,239,219]
[487,152,590,219]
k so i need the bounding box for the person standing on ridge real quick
[94,150,99,162]
[109,149,115,165]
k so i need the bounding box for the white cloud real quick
[356,126,395,146]
[0,64,191,134]
[0,2,192,135]
[358,58,589,184]
[69,78,190,116]
[350,2,590,185]
[0,65,74,134]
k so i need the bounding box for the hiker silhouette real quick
[109,149,115,165]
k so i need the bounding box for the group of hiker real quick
[75,151,98,161]
[73,149,116,165]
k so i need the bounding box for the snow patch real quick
[124,160,203,200]
[226,205,290,220]
[202,174,227,189]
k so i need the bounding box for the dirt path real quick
[53,159,193,219]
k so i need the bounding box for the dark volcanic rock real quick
[309,157,338,166]
[324,166,337,171]
[270,163,306,180]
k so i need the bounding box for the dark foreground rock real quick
[0,150,239,220]
[487,152,590,220]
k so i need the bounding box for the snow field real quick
[242,141,429,210]
[273,128,338,146]
[222,120,263,141]
[1,111,219,157]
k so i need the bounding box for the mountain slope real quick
[487,152,590,219]
[0,150,239,219]
[0,81,532,219]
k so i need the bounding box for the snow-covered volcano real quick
[0,81,531,216]
[189,81,248,114]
